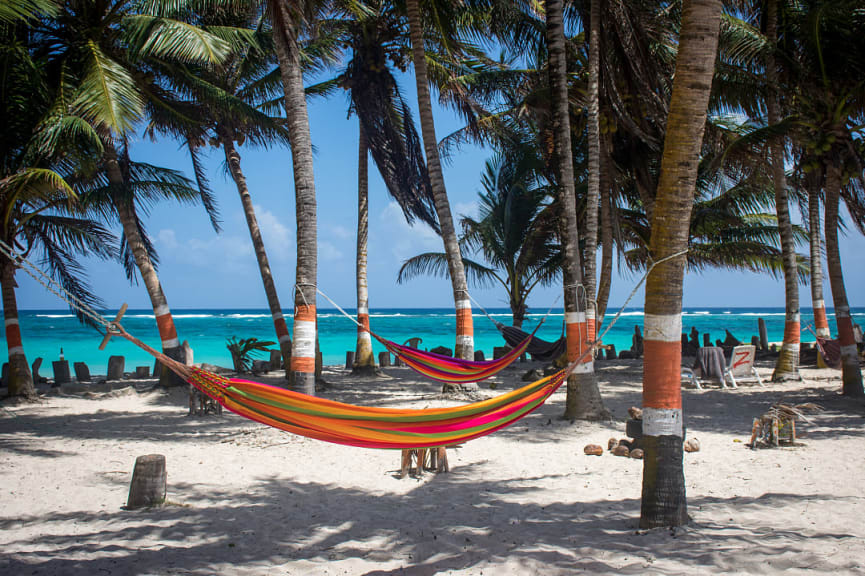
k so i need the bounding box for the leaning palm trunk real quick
[824,162,863,397]
[354,126,376,375]
[405,0,474,366]
[272,1,318,395]
[583,0,602,340]
[640,0,722,529]
[596,131,614,326]
[766,0,800,381]
[104,145,184,387]
[808,181,830,338]
[547,0,608,421]
[1,262,35,397]
[219,129,292,379]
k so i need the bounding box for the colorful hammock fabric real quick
[188,365,568,449]
[375,331,535,384]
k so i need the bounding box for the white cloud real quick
[254,205,292,261]
[319,241,344,261]
[454,200,480,221]
[374,201,442,262]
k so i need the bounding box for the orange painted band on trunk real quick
[155,313,178,341]
[813,306,829,331]
[357,313,370,333]
[294,305,316,323]
[291,356,315,373]
[456,308,473,336]
[642,340,682,410]
[837,315,856,347]
[274,318,290,338]
[566,322,588,362]
[5,323,22,348]
[587,318,596,342]
[782,320,800,344]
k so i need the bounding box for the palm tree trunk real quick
[2,262,34,398]
[219,129,292,379]
[584,0,602,341]
[354,125,376,375]
[547,0,609,421]
[272,1,318,395]
[808,180,830,338]
[597,130,614,326]
[405,0,474,367]
[104,144,184,387]
[766,0,800,381]
[640,0,722,529]
[824,161,863,396]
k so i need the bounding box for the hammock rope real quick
[314,287,543,384]
[2,237,686,450]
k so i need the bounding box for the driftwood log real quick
[127,454,167,509]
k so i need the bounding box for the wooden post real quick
[758,318,768,351]
[378,351,390,367]
[52,360,71,385]
[702,333,711,347]
[345,351,355,370]
[107,356,125,381]
[126,454,166,509]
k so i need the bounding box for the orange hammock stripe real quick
[188,366,568,450]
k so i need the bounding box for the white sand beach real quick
[2,359,864,575]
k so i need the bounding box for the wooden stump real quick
[378,351,390,367]
[127,454,166,509]
[758,318,768,351]
[345,351,355,370]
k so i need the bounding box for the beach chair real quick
[682,346,728,390]
[724,345,764,388]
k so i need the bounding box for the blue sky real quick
[18,72,865,312]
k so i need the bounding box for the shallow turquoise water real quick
[6,307,864,376]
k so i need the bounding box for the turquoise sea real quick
[5,307,865,376]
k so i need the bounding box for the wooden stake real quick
[99,303,128,350]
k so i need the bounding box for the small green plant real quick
[226,337,276,373]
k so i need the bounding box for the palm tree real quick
[307,0,438,376]
[545,0,609,421]
[398,145,562,329]
[785,0,864,396]
[802,162,830,337]
[584,0,601,340]
[404,0,474,362]
[150,5,297,378]
[764,0,800,381]
[1,25,116,397]
[269,0,320,394]
[640,0,723,529]
[34,0,230,386]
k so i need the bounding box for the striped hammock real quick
[188,365,568,449]
[375,330,535,384]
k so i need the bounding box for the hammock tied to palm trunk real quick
[313,288,541,384]
[1,237,684,450]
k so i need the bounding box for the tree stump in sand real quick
[127,454,166,509]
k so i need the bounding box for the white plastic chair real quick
[724,345,764,388]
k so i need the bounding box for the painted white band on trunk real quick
[456,335,473,347]
[565,312,585,324]
[358,332,372,343]
[456,299,471,310]
[644,313,682,343]
[8,346,24,356]
[278,334,292,345]
[816,328,831,338]
[4,318,19,327]
[783,342,800,353]
[357,306,368,315]
[837,305,850,318]
[272,312,284,321]
[813,299,824,309]
[786,312,800,323]
[586,309,596,321]
[841,344,858,357]
[642,407,683,438]
[293,320,316,357]
[573,361,594,374]
[162,337,180,349]
[154,303,170,317]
